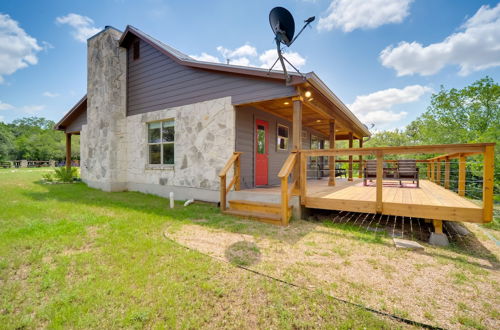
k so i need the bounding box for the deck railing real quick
[277,151,298,225]
[298,143,495,223]
[218,152,241,211]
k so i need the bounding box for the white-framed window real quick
[277,124,289,151]
[148,120,175,165]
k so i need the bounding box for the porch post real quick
[65,133,72,170]
[292,96,302,185]
[458,154,466,196]
[358,138,363,178]
[292,97,302,151]
[436,160,441,185]
[328,119,336,186]
[348,132,353,181]
[444,157,450,189]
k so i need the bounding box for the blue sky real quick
[0,0,499,130]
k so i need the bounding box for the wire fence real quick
[303,157,492,201]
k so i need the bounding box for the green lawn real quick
[0,169,406,329]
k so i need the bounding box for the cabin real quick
[56,26,495,246]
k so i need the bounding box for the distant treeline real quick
[363,76,499,196]
[0,117,80,161]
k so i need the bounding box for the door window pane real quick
[257,125,265,154]
[149,144,161,164]
[148,122,161,143]
[163,144,174,165]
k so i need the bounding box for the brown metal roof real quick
[56,26,371,137]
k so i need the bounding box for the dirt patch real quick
[166,221,500,329]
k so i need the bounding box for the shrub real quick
[41,172,54,182]
[54,167,79,182]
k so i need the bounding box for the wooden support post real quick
[220,175,226,211]
[328,120,336,186]
[292,97,302,151]
[292,97,302,189]
[358,138,363,178]
[444,157,450,189]
[433,219,443,234]
[483,145,495,222]
[430,161,435,182]
[348,132,353,181]
[65,133,72,170]
[458,154,466,196]
[376,152,383,214]
[300,152,307,205]
[281,177,288,225]
[436,160,441,185]
[234,154,241,191]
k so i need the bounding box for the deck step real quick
[223,209,284,226]
[228,199,290,215]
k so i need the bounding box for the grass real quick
[0,168,404,328]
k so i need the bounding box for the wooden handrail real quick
[300,142,495,157]
[278,152,298,225]
[219,152,242,211]
[278,152,298,178]
[219,152,242,177]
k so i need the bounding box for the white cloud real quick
[0,100,14,111]
[43,91,59,98]
[56,13,101,43]
[190,44,306,70]
[349,85,432,128]
[22,105,45,114]
[0,14,42,83]
[259,49,306,70]
[189,52,221,63]
[380,3,500,76]
[217,44,257,59]
[318,0,413,32]
[0,115,4,122]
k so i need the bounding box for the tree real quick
[0,123,14,161]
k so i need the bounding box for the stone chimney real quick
[80,27,128,191]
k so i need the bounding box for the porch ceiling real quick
[238,97,360,140]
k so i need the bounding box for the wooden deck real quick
[304,178,483,223]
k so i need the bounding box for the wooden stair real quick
[223,200,291,226]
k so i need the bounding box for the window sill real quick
[145,164,174,170]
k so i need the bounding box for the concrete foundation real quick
[429,233,449,246]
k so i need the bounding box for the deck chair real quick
[364,160,377,185]
[396,160,419,187]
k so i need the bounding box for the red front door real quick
[255,119,269,186]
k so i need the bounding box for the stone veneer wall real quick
[80,27,128,192]
[125,96,235,201]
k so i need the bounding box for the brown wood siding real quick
[65,108,87,133]
[235,106,326,189]
[126,40,297,116]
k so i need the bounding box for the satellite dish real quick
[269,7,295,46]
[268,7,315,84]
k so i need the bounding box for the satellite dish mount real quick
[268,7,315,84]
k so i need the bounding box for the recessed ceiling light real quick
[284,101,289,105]
[304,91,312,98]
[316,119,321,123]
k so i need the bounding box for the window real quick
[277,124,289,151]
[148,120,174,165]
[311,135,321,150]
[133,40,140,60]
